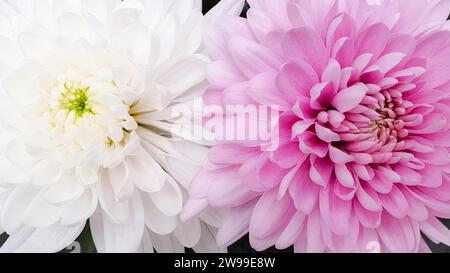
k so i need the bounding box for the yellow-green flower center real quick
[60,83,95,119]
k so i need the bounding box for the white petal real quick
[1,185,37,233]
[56,12,95,41]
[150,176,183,217]
[128,150,165,193]
[140,228,154,253]
[0,222,85,253]
[154,54,208,99]
[108,162,134,202]
[23,191,63,228]
[141,191,178,235]
[97,171,132,224]
[192,224,226,253]
[90,192,144,253]
[30,160,62,187]
[44,170,84,204]
[174,218,202,248]
[61,189,98,226]
[76,165,99,185]
[18,30,52,62]
[149,232,185,253]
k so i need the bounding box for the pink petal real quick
[247,72,291,109]
[332,37,355,68]
[392,165,422,186]
[276,211,307,250]
[310,81,335,109]
[355,23,389,58]
[282,27,328,75]
[205,167,259,207]
[309,155,333,187]
[306,208,326,252]
[289,161,321,214]
[276,60,319,103]
[356,182,382,212]
[320,212,360,252]
[354,200,382,229]
[319,182,353,236]
[419,216,450,246]
[315,123,341,143]
[326,13,356,47]
[334,164,355,188]
[331,83,368,113]
[217,199,256,248]
[250,189,296,239]
[375,52,406,74]
[299,131,329,158]
[379,185,410,219]
[229,37,282,78]
[329,145,354,164]
[377,214,420,253]
[209,145,258,165]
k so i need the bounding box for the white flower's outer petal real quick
[141,191,178,235]
[97,172,132,224]
[174,218,202,248]
[61,189,98,226]
[30,160,62,187]
[140,228,154,253]
[0,222,85,253]
[108,162,134,203]
[192,224,226,253]
[23,191,63,228]
[172,10,204,56]
[44,170,85,204]
[81,0,120,25]
[2,66,42,106]
[1,185,37,233]
[128,149,166,193]
[18,30,52,62]
[199,208,228,229]
[150,177,183,217]
[149,232,185,253]
[205,0,246,24]
[90,192,144,253]
[56,12,96,41]
[111,21,150,66]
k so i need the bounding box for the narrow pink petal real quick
[315,123,341,143]
[356,182,383,212]
[377,214,420,253]
[276,211,307,250]
[354,200,382,229]
[334,164,355,188]
[379,185,410,219]
[319,182,352,236]
[217,199,257,248]
[331,83,368,113]
[329,145,354,164]
[250,189,296,240]
[309,155,333,187]
[289,161,321,214]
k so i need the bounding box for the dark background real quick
[0,0,449,254]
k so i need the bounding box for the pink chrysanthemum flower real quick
[183,0,450,252]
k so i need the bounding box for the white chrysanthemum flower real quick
[0,0,245,253]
